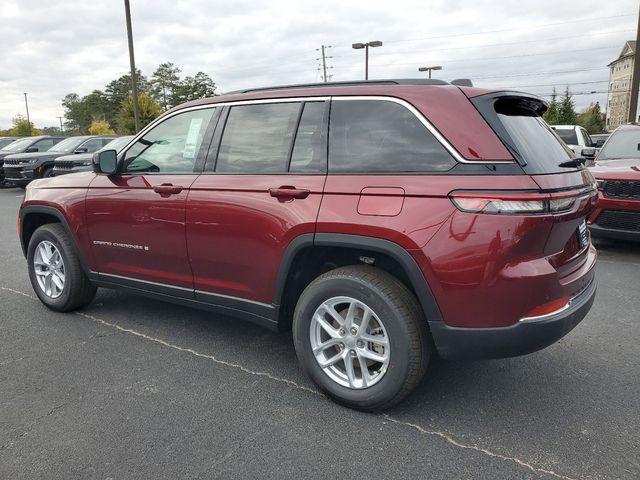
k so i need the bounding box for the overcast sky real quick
[0,0,636,129]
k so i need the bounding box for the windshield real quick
[49,137,86,152]
[598,129,640,160]
[1,138,32,152]
[100,136,133,153]
[0,138,18,149]
[553,128,578,145]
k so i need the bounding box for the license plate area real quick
[577,219,588,248]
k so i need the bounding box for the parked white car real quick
[550,125,595,154]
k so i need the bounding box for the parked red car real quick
[588,124,640,241]
[18,80,598,410]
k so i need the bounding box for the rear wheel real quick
[27,224,97,312]
[293,265,430,411]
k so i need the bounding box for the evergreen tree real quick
[558,86,577,124]
[116,93,163,134]
[150,62,182,110]
[543,88,560,124]
[173,72,217,105]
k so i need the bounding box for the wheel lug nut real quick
[357,340,364,348]
[339,329,346,336]
[350,327,357,335]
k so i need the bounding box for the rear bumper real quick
[430,276,597,360]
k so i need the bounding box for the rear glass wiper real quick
[558,156,588,168]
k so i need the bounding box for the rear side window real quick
[553,128,578,146]
[328,100,456,173]
[216,103,300,173]
[473,95,575,174]
[290,102,326,173]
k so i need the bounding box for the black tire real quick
[293,265,430,411]
[27,223,97,312]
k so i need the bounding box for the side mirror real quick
[581,147,596,158]
[75,147,89,154]
[93,149,118,175]
[594,139,605,148]
[25,146,38,153]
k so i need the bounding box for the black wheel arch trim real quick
[273,232,444,328]
[19,205,91,274]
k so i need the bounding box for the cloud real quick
[0,0,635,129]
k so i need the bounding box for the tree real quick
[62,90,110,134]
[9,115,41,136]
[577,102,606,134]
[42,126,64,136]
[543,88,560,125]
[88,120,116,135]
[116,93,162,134]
[150,62,182,110]
[173,72,217,105]
[557,86,577,124]
[105,71,150,126]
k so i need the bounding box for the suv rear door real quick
[86,107,218,291]
[186,99,328,308]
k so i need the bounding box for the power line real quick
[472,67,608,80]
[361,13,635,46]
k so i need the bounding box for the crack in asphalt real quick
[1,285,581,479]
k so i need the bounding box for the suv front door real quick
[86,107,217,292]
[186,100,328,311]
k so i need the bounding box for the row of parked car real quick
[0,135,132,187]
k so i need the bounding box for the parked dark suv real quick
[0,136,63,185]
[5,135,114,187]
[18,80,598,410]
[53,136,133,176]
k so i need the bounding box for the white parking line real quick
[1,285,579,480]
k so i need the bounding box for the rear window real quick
[553,128,578,146]
[472,95,576,174]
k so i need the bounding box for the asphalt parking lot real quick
[0,186,638,480]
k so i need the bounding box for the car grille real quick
[55,160,76,170]
[3,158,21,166]
[595,210,640,232]
[602,180,640,199]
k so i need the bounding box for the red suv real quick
[19,80,598,410]
[588,124,640,241]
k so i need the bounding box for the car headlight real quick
[81,161,92,166]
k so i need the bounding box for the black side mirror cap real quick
[24,146,38,153]
[93,149,118,175]
[581,147,596,158]
[75,147,89,154]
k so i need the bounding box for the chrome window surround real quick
[117,95,515,166]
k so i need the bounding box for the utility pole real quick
[352,41,383,80]
[316,45,333,82]
[124,0,140,133]
[56,116,64,133]
[628,1,640,123]
[23,93,30,125]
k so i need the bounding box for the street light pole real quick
[57,116,64,133]
[418,65,443,79]
[124,0,140,133]
[352,41,383,80]
[23,93,30,125]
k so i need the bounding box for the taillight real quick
[450,188,595,215]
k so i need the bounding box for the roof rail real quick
[226,78,450,95]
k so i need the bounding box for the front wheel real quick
[27,224,97,312]
[293,265,430,411]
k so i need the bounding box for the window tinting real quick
[216,103,300,173]
[598,129,640,160]
[290,102,326,173]
[80,138,108,153]
[329,100,456,173]
[123,108,214,174]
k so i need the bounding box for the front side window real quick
[32,139,56,151]
[123,108,215,174]
[328,100,456,173]
[49,137,86,153]
[79,138,108,153]
[216,102,301,173]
